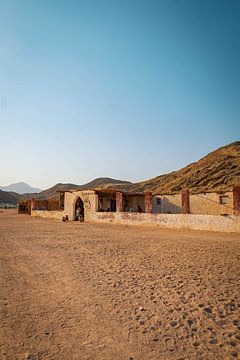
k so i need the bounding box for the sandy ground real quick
[0,210,240,360]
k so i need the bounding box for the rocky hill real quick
[1,142,239,204]
[0,190,21,205]
[31,178,132,200]
[77,177,132,191]
[119,141,240,194]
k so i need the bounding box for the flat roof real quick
[57,188,145,196]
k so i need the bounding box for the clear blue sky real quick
[0,0,239,189]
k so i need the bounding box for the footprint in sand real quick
[169,320,178,327]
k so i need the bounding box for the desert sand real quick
[0,209,240,360]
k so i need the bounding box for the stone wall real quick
[90,211,240,233]
[31,210,64,220]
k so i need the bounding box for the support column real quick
[233,186,240,215]
[116,192,123,212]
[94,194,98,212]
[145,191,152,213]
[30,197,35,215]
[181,189,190,214]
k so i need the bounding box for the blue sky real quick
[0,0,239,189]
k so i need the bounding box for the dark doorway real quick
[110,198,116,212]
[75,197,84,221]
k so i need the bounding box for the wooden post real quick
[181,189,190,214]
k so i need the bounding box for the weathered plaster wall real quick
[152,192,233,215]
[90,211,240,233]
[153,195,182,214]
[190,192,233,215]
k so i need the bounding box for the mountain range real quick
[0,141,239,205]
[0,182,42,194]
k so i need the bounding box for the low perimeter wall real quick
[31,210,64,220]
[31,209,240,233]
[90,212,240,233]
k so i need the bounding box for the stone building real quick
[63,189,147,221]
[26,186,240,233]
[28,188,238,220]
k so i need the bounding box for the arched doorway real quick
[75,197,84,221]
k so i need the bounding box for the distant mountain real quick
[120,141,240,194]
[0,182,42,194]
